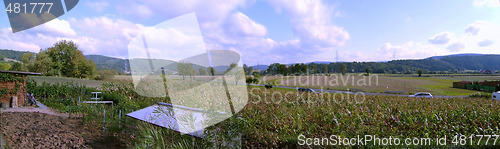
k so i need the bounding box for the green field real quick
[261,74,498,96]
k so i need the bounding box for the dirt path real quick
[1,108,69,117]
[0,103,125,149]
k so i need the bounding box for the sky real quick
[1,0,499,65]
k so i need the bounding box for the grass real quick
[400,77,479,96]
[29,76,103,88]
[263,74,495,96]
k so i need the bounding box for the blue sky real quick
[1,0,500,65]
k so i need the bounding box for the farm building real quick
[0,70,42,108]
[453,80,500,92]
[453,81,472,89]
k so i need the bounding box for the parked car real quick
[493,91,500,100]
[297,88,321,95]
[409,92,433,98]
[264,84,273,89]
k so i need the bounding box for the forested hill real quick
[260,54,500,74]
[0,49,29,61]
[85,55,128,73]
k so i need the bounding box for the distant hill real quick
[427,53,485,60]
[260,54,500,73]
[85,55,128,73]
[0,49,30,61]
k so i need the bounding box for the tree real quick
[20,52,36,71]
[248,66,253,75]
[44,40,97,78]
[340,63,347,75]
[226,63,238,73]
[0,63,11,70]
[208,66,215,76]
[199,67,207,75]
[33,51,51,75]
[323,64,328,74]
[9,62,22,71]
[177,61,193,80]
[418,68,423,77]
[312,65,318,74]
[365,67,371,76]
[189,68,197,80]
[243,64,249,75]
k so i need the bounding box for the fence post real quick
[119,110,122,128]
[69,105,71,118]
[103,109,106,139]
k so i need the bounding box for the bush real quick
[95,69,117,80]
[469,92,492,98]
[101,92,126,104]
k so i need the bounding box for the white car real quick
[410,92,433,98]
[493,91,500,100]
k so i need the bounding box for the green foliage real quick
[468,92,492,98]
[21,52,36,71]
[95,69,117,80]
[45,40,97,78]
[0,73,23,82]
[0,63,11,70]
[177,61,193,80]
[9,62,22,71]
[27,79,95,99]
[208,66,215,76]
[340,63,347,75]
[199,67,207,75]
[0,49,29,61]
[267,63,289,75]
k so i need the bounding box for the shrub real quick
[469,92,492,98]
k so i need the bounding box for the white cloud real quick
[1,0,352,65]
[473,0,500,7]
[28,19,76,37]
[465,22,482,36]
[375,42,440,60]
[68,17,142,56]
[447,43,466,52]
[0,18,77,53]
[226,12,267,37]
[268,0,349,48]
[428,32,452,44]
[372,20,500,62]
[477,39,494,47]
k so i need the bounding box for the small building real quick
[479,81,500,87]
[0,70,42,108]
[453,81,472,89]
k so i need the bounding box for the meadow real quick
[261,74,499,96]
